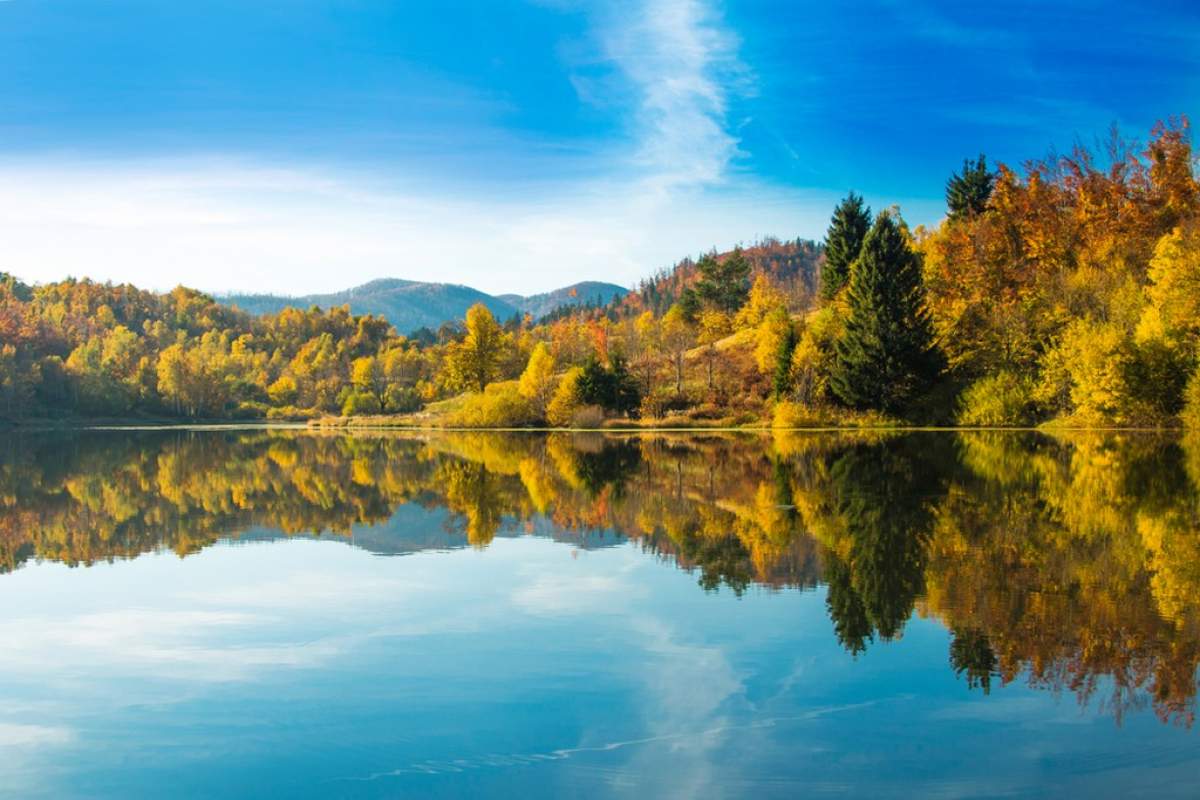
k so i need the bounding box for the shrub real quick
[446,381,536,427]
[570,404,605,429]
[267,376,298,405]
[957,372,1036,427]
[773,400,820,428]
[1182,369,1200,428]
[342,390,379,416]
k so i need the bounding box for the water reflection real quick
[2,428,1199,725]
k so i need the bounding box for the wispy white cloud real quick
[0,723,73,748]
[596,0,752,192]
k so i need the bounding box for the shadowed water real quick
[1,429,1198,798]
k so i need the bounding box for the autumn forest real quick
[2,119,1199,429]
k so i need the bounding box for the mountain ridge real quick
[220,278,628,335]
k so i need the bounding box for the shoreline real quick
[2,418,1190,434]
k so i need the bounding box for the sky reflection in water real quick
[0,429,1198,798]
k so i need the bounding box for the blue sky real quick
[1,0,1197,294]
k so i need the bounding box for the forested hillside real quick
[223,278,628,335]
[2,119,1198,429]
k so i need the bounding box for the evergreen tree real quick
[945,154,993,219]
[577,353,640,415]
[772,322,797,399]
[676,286,701,322]
[821,192,871,300]
[694,248,751,313]
[830,212,943,415]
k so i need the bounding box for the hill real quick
[496,280,628,320]
[222,278,629,335]
[624,237,824,316]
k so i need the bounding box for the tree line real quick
[2,118,1198,427]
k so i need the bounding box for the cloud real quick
[596,0,752,193]
[0,723,73,748]
[0,156,838,297]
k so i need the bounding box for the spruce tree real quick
[773,322,797,399]
[821,192,871,300]
[945,154,993,219]
[694,248,751,312]
[830,212,943,415]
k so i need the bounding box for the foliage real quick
[446,381,536,427]
[956,371,1036,426]
[831,212,944,415]
[1181,370,1200,429]
[577,354,640,416]
[547,367,584,427]
[822,192,871,300]
[694,247,752,313]
[445,303,506,392]
[945,154,993,219]
[518,342,556,420]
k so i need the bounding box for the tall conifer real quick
[945,155,993,219]
[830,212,942,414]
[821,192,871,300]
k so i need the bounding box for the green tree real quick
[346,356,384,413]
[577,353,641,415]
[772,321,798,399]
[822,192,871,300]
[694,248,751,313]
[0,344,37,418]
[945,154,993,220]
[831,212,943,415]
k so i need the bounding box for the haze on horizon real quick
[0,0,1196,296]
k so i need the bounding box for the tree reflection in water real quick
[2,428,1199,724]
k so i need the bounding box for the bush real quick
[570,404,605,429]
[341,391,379,416]
[447,381,536,427]
[1182,369,1200,428]
[640,388,692,420]
[267,376,298,405]
[957,372,1036,426]
[773,400,825,428]
[231,401,269,420]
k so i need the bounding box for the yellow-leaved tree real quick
[446,303,506,393]
[518,342,556,420]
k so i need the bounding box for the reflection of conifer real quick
[949,627,997,694]
[575,440,642,498]
[824,553,873,655]
[822,435,951,650]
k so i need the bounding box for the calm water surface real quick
[1,429,1198,798]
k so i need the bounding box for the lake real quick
[1,428,1198,798]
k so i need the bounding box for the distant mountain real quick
[496,280,630,321]
[220,278,629,335]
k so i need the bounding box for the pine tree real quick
[821,192,871,300]
[830,212,943,415]
[694,248,751,313]
[945,154,993,220]
[773,322,797,399]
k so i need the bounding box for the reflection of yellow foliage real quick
[4,428,1200,723]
